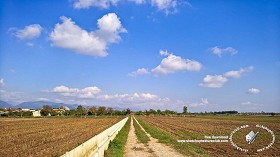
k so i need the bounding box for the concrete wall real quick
[61,117,128,157]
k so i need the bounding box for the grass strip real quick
[133,117,150,144]
[136,117,209,157]
[105,117,131,157]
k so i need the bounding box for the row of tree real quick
[40,105,131,116]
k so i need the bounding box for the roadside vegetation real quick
[105,117,131,157]
[133,117,150,144]
[136,117,208,157]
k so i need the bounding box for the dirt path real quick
[124,117,155,157]
[124,117,185,157]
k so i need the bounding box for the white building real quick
[32,110,41,117]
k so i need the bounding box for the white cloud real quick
[152,50,202,75]
[190,98,209,107]
[0,78,4,87]
[241,101,262,107]
[73,0,188,15]
[241,101,252,105]
[97,92,170,105]
[224,66,254,78]
[200,66,254,88]
[37,98,49,101]
[128,68,150,77]
[73,0,119,9]
[151,0,178,15]
[52,85,101,98]
[129,0,146,4]
[0,89,30,104]
[10,24,43,40]
[201,98,209,105]
[95,13,127,43]
[159,49,170,56]
[50,13,126,57]
[200,75,228,88]
[210,46,238,57]
[26,42,34,47]
[247,88,260,94]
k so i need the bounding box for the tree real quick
[51,110,59,116]
[135,111,143,115]
[76,105,86,116]
[126,108,131,115]
[183,106,188,114]
[149,109,157,115]
[64,109,76,116]
[88,107,97,116]
[157,109,161,115]
[97,106,106,115]
[41,105,53,116]
[107,107,114,116]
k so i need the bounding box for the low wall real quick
[61,117,128,157]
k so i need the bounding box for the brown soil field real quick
[0,117,123,157]
[138,115,280,157]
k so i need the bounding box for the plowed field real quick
[0,117,123,157]
[138,115,280,156]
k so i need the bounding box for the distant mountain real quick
[0,100,13,108]
[16,101,78,109]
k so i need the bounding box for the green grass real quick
[105,117,130,157]
[136,117,209,157]
[133,117,150,144]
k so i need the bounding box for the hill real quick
[0,100,13,108]
[16,101,78,109]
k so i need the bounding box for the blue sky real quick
[0,0,279,112]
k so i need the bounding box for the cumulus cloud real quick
[152,50,202,75]
[200,75,228,88]
[201,66,254,88]
[201,98,209,105]
[50,84,171,105]
[0,78,4,87]
[159,49,170,56]
[210,46,238,57]
[190,98,209,107]
[0,89,31,104]
[73,0,188,15]
[73,0,119,9]
[50,13,126,57]
[224,66,254,78]
[95,13,127,43]
[26,42,34,47]
[52,85,101,98]
[247,88,260,94]
[129,0,146,4]
[97,92,170,105]
[241,101,262,107]
[128,68,150,77]
[37,98,49,101]
[9,24,43,40]
[151,0,179,15]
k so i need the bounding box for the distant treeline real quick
[0,105,131,117]
[190,111,278,116]
[0,105,278,117]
